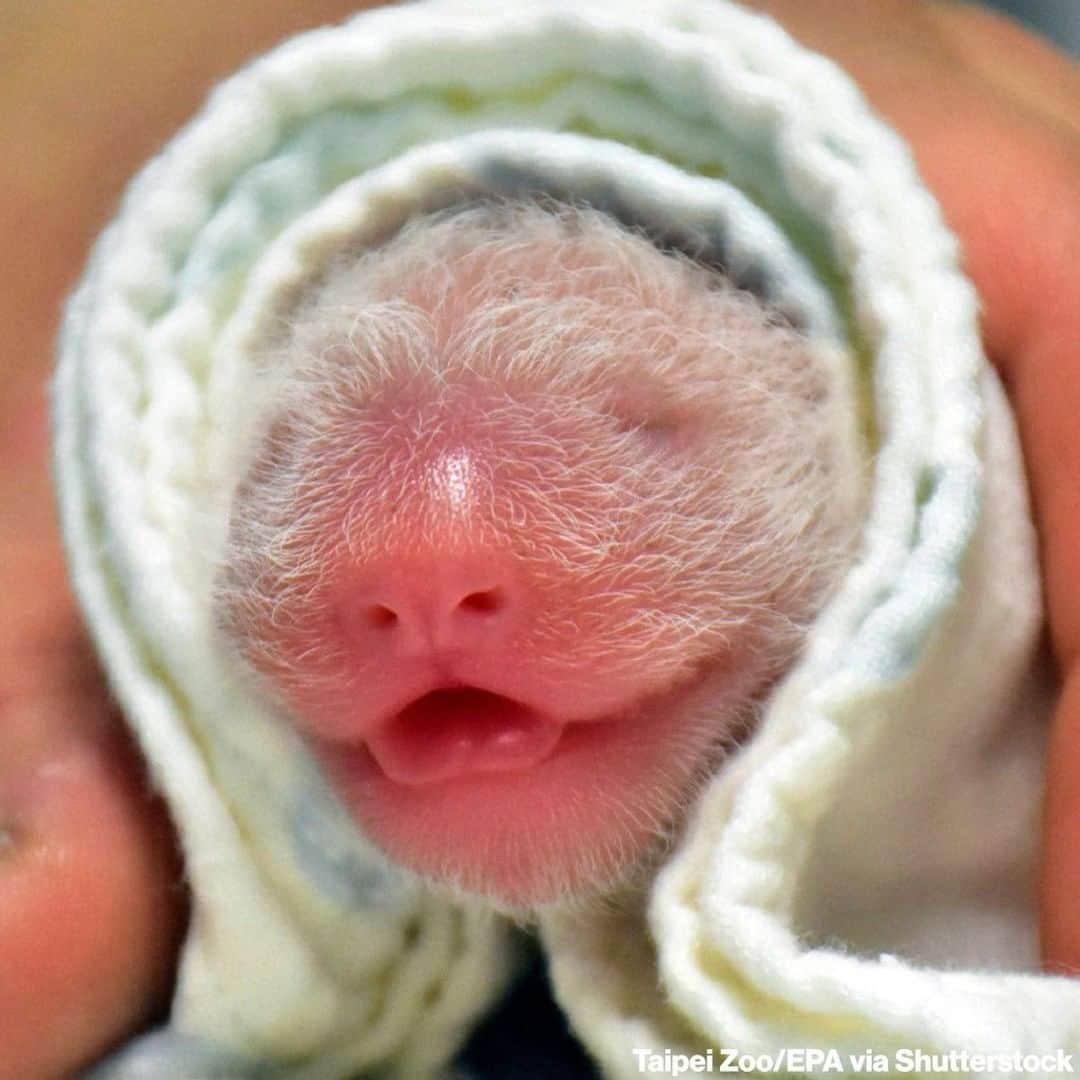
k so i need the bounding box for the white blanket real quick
[52,2,1068,1076]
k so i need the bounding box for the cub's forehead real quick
[298,200,712,328]
[271,198,819,407]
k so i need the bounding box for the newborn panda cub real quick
[213,201,860,909]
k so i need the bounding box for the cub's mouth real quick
[363,686,568,786]
[312,664,739,907]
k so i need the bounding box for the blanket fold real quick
[52,2,1064,1077]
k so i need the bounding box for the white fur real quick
[215,201,859,702]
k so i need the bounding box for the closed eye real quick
[611,411,702,459]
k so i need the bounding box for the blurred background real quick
[983,0,1079,53]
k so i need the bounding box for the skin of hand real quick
[0,1,1075,1075]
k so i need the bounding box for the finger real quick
[0,403,188,1075]
[0,689,187,1077]
[1042,672,1080,973]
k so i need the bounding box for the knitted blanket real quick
[53,2,1066,1076]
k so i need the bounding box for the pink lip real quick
[360,686,568,786]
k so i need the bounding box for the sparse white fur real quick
[212,199,862,902]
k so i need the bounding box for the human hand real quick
[0,2,1075,1075]
[0,414,186,1075]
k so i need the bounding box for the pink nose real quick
[339,556,522,659]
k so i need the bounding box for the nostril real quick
[340,567,517,657]
[457,587,506,617]
[365,604,399,630]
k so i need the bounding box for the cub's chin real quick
[310,672,745,910]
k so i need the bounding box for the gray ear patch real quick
[463,137,837,337]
